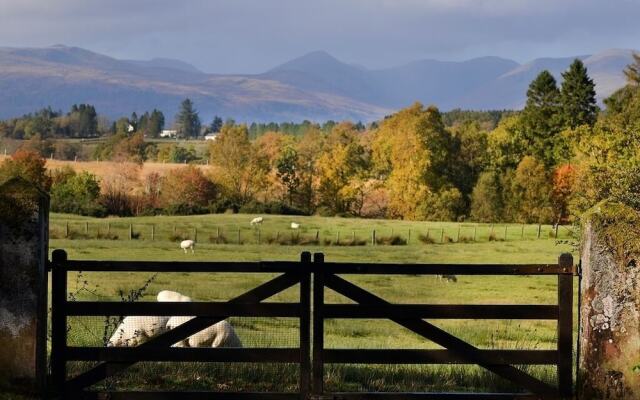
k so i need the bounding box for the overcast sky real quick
[0,0,638,74]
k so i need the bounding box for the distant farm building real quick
[160,129,177,138]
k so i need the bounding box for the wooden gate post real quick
[557,253,574,398]
[312,252,325,396]
[50,249,68,395]
[299,252,312,398]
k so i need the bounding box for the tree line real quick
[2,56,640,223]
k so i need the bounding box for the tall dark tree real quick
[560,59,597,128]
[68,104,98,137]
[520,70,563,168]
[210,116,223,133]
[147,109,165,137]
[623,52,640,85]
[175,98,201,139]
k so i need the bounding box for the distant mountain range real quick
[0,45,635,122]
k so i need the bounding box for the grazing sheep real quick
[107,316,169,347]
[180,239,195,254]
[166,317,243,348]
[250,216,264,226]
[157,290,192,303]
[290,222,300,229]
[436,274,458,283]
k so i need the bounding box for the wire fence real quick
[49,220,574,245]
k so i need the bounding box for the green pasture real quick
[48,213,577,393]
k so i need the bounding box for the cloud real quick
[0,0,638,73]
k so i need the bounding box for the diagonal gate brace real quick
[66,272,302,392]
[324,273,558,397]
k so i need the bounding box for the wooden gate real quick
[49,250,575,399]
[50,249,312,399]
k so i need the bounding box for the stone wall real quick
[579,202,640,398]
[0,179,48,394]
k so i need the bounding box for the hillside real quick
[0,45,635,121]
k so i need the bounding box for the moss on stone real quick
[583,200,640,268]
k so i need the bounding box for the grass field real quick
[48,213,577,394]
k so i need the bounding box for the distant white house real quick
[204,132,219,141]
[160,129,177,138]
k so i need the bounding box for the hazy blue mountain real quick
[0,45,635,121]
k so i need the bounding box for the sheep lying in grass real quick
[107,316,169,347]
[180,240,195,254]
[157,290,192,303]
[290,222,300,229]
[159,290,242,348]
[166,317,243,348]
[250,216,264,226]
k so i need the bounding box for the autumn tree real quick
[623,52,640,85]
[50,168,105,216]
[470,171,505,222]
[510,156,554,223]
[551,164,576,223]
[161,165,217,213]
[276,146,301,206]
[209,123,268,207]
[0,149,51,190]
[316,122,367,215]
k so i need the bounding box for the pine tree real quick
[520,70,562,168]
[623,52,640,85]
[175,98,201,139]
[560,59,597,128]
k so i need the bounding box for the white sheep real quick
[250,216,264,226]
[107,316,169,347]
[290,222,300,229]
[166,317,243,348]
[157,290,192,303]
[180,239,195,254]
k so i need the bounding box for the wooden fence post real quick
[216,227,220,244]
[537,224,542,239]
[372,229,376,246]
[557,253,573,398]
[315,230,320,243]
[555,224,559,238]
[473,226,477,242]
[457,226,461,242]
[65,221,69,238]
[440,228,444,243]
[504,225,508,241]
[129,224,132,240]
[408,229,411,244]
[336,231,340,245]
[151,224,155,241]
[521,224,525,239]
[194,227,198,242]
[107,222,110,236]
[84,222,88,234]
[352,230,355,243]
[237,229,241,244]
